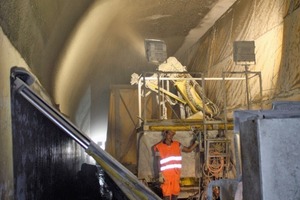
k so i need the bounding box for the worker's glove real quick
[159,172,164,183]
[193,133,200,144]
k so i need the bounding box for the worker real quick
[154,130,199,200]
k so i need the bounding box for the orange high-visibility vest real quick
[155,141,182,176]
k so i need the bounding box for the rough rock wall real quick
[0,27,29,200]
[0,0,94,94]
[180,0,300,115]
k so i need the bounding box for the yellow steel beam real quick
[146,82,187,104]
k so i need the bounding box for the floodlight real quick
[233,41,256,65]
[144,39,167,65]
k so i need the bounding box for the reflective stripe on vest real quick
[161,163,182,171]
[160,156,182,171]
[160,156,182,164]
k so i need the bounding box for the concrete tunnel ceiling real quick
[54,0,237,122]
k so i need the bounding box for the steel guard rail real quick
[11,67,161,200]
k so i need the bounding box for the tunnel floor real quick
[74,163,130,200]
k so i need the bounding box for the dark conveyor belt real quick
[11,68,161,200]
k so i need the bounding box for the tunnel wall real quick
[0,27,29,199]
[10,78,88,200]
[180,0,300,113]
